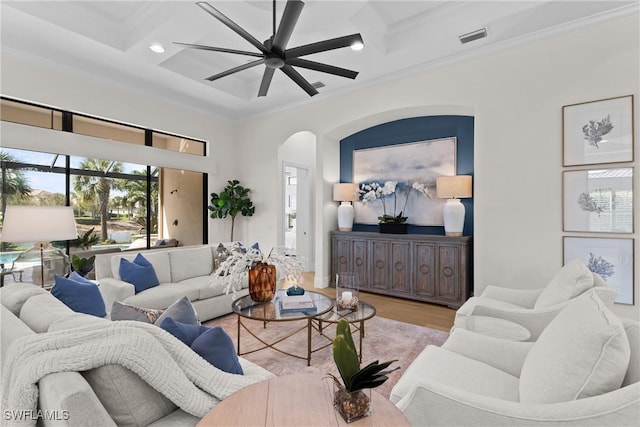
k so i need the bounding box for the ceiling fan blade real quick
[258,68,276,97]
[285,33,363,58]
[281,65,318,97]
[271,0,304,54]
[286,58,358,79]
[205,59,264,81]
[174,42,263,57]
[196,2,268,54]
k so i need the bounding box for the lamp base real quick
[442,199,465,236]
[337,202,354,232]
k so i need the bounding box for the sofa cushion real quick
[20,293,75,333]
[534,259,594,308]
[178,276,223,300]
[111,301,164,323]
[191,326,244,375]
[168,246,214,283]
[111,251,172,284]
[120,254,160,293]
[123,283,200,310]
[154,296,199,326]
[520,290,630,403]
[82,364,177,427]
[1,305,35,366]
[0,283,48,316]
[159,317,208,345]
[390,345,520,404]
[51,273,106,317]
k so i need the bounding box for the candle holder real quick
[336,272,359,310]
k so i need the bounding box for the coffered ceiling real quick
[1,1,637,120]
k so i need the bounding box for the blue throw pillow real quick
[154,296,198,326]
[119,254,159,293]
[160,317,208,346]
[51,275,106,317]
[191,327,243,375]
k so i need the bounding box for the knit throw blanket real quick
[1,321,271,427]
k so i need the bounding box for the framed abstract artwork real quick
[563,236,634,305]
[352,137,456,225]
[563,167,634,233]
[563,95,634,166]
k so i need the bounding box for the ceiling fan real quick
[174,0,364,97]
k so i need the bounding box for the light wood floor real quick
[300,272,456,332]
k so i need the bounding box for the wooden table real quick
[197,374,410,427]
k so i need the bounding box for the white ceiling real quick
[1,1,637,121]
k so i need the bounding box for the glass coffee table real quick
[314,300,376,363]
[231,289,333,366]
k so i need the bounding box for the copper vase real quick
[248,262,276,302]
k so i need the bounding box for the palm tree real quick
[73,158,124,241]
[124,169,158,232]
[1,151,33,210]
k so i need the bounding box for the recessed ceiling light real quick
[149,43,165,53]
[350,41,364,51]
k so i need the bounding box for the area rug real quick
[204,314,449,398]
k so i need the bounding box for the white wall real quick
[235,15,639,319]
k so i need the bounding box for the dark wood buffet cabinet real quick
[331,231,472,309]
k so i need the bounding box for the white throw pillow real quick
[520,290,630,403]
[534,259,594,308]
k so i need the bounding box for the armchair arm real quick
[480,286,543,308]
[97,277,134,313]
[443,329,534,377]
[470,303,565,341]
[395,380,640,427]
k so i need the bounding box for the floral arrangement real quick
[359,180,432,223]
[211,244,305,296]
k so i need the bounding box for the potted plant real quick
[208,180,255,241]
[212,245,305,302]
[327,319,399,422]
[358,181,432,234]
[70,254,96,277]
[70,227,100,250]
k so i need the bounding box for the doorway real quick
[283,163,312,270]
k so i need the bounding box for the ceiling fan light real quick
[350,41,364,51]
[149,43,165,53]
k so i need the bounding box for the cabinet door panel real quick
[353,240,368,288]
[332,237,352,284]
[371,240,389,290]
[390,242,411,294]
[414,243,435,297]
[437,245,460,301]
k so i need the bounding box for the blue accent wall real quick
[340,115,474,236]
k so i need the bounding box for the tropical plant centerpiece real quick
[328,319,399,422]
[208,180,255,241]
[359,180,432,233]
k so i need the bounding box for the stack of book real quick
[279,294,317,314]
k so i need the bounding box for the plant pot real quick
[379,223,408,234]
[333,382,371,423]
[248,262,276,302]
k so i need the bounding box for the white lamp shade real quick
[2,206,78,242]
[333,183,359,202]
[436,175,472,199]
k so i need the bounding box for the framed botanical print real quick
[563,95,634,166]
[563,236,634,305]
[563,167,633,233]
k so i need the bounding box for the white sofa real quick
[95,245,247,321]
[391,289,639,426]
[453,260,617,341]
[0,283,273,427]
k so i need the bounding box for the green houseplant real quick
[70,254,96,277]
[208,180,255,241]
[328,319,398,422]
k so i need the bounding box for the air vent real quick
[459,28,488,44]
[311,81,325,89]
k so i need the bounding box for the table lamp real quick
[333,183,359,232]
[436,175,472,236]
[1,205,78,287]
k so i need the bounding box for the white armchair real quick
[392,290,639,426]
[454,259,617,341]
